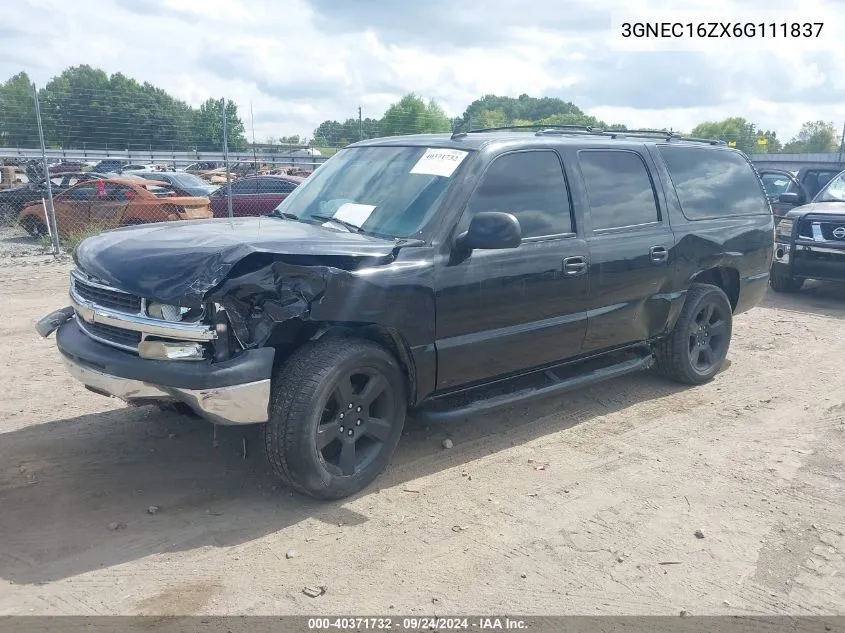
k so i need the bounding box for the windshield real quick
[272,145,470,238]
[814,170,845,203]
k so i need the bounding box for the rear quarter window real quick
[658,146,769,220]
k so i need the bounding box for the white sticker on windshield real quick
[410,148,468,178]
[773,179,787,186]
[332,203,376,226]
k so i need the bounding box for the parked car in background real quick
[91,159,129,174]
[130,171,220,197]
[770,168,845,293]
[796,167,842,200]
[18,177,212,236]
[120,163,161,172]
[183,161,221,174]
[0,172,109,223]
[758,169,810,219]
[49,161,87,175]
[207,174,303,217]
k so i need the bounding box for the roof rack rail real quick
[607,129,726,145]
[605,128,678,139]
[534,127,607,137]
[674,135,728,146]
[451,124,599,140]
[450,124,727,146]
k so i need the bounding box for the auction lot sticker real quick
[410,148,468,178]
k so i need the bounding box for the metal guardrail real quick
[0,147,332,168]
[748,152,844,169]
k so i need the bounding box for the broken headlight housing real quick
[147,302,204,322]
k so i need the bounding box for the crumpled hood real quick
[787,201,845,217]
[73,216,399,305]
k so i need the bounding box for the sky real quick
[2,0,844,143]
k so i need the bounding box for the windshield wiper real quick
[268,210,302,221]
[309,213,365,233]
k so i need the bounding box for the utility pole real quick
[358,106,363,142]
[250,100,258,166]
[222,97,234,222]
[838,120,845,165]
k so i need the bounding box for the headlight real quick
[775,218,794,239]
[138,341,206,361]
[148,302,191,322]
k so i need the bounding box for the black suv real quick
[37,128,774,499]
[770,168,845,293]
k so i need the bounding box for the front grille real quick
[819,220,845,242]
[798,216,845,242]
[72,275,142,313]
[78,319,142,351]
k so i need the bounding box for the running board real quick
[413,353,654,424]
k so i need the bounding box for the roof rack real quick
[450,124,726,146]
[604,129,726,145]
[451,124,601,140]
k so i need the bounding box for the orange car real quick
[19,178,212,237]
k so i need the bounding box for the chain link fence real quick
[0,80,476,262]
[0,81,345,260]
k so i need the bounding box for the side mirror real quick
[455,211,522,251]
[778,192,800,205]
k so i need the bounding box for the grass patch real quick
[31,221,115,252]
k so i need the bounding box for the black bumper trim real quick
[56,319,275,390]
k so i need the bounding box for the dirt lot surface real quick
[1,247,844,616]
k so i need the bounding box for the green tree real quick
[6,65,247,150]
[312,117,380,146]
[689,117,774,153]
[0,71,39,147]
[193,97,247,151]
[782,120,839,153]
[379,94,451,137]
[458,94,585,131]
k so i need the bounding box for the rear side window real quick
[658,146,769,220]
[578,150,660,230]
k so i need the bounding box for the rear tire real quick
[264,337,407,500]
[770,274,804,293]
[655,283,733,385]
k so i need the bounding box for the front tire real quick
[655,283,733,385]
[770,274,804,293]
[264,337,407,500]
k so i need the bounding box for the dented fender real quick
[73,216,439,400]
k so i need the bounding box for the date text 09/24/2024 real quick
[307,617,527,630]
[621,22,824,38]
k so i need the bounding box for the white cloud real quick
[1,0,844,143]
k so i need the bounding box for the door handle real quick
[562,256,587,276]
[649,246,668,263]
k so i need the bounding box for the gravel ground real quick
[0,250,843,616]
[0,225,57,263]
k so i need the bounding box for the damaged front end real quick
[38,216,433,426]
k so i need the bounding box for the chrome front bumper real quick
[61,353,270,425]
[38,307,273,426]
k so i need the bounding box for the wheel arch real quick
[268,321,418,407]
[691,266,740,311]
